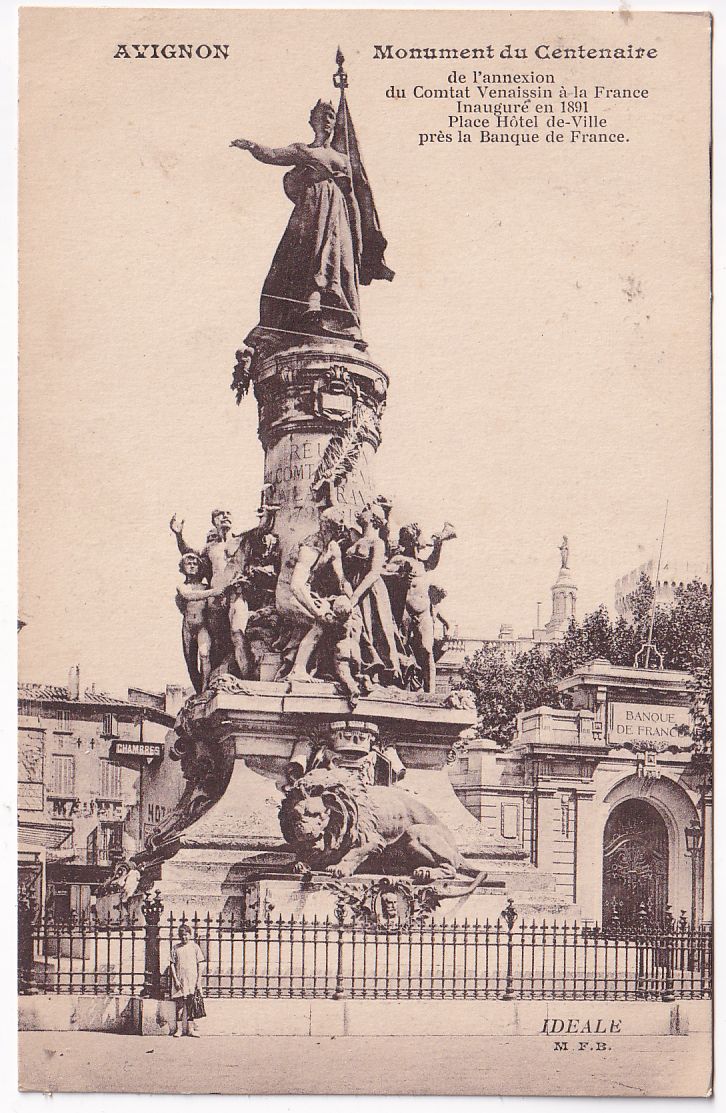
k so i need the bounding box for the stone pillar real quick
[17,887,37,995]
[544,564,577,638]
[141,890,164,999]
[700,785,712,922]
[252,341,388,564]
[572,790,600,921]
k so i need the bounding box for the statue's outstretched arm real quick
[423,538,444,571]
[230,139,302,166]
[170,515,191,556]
[434,607,451,635]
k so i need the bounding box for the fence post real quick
[677,909,687,979]
[635,902,648,999]
[18,882,38,995]
[661,906,675,1002]
[332,907,346,1000]
[500,898,517,1001]
[141,890,164,999]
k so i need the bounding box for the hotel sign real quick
[608,702,691,751]
[111,741,164,759]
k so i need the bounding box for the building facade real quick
[18,669,179,919]
[450,659,711,927]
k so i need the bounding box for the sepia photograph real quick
[16,4,713,1098]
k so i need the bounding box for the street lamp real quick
[685,819,703,927]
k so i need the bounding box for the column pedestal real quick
[140,683,537,918]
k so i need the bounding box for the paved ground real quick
[18,1031,711,1096]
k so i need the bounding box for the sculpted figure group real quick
[171,492,455,701]
[171,490,282,692]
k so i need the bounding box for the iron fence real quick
[19,896,711,1002]
[25,915,147,995]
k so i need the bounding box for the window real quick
[501,803,520,840]
[56,708,71,730]
[101,713,118,738]
[100,823,123,858]
[99,759,122,799]
[51,754,75,797]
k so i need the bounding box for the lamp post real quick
[684,819,703,927]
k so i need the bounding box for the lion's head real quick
[279,768,375,866]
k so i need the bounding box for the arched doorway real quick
[602,799,668,928]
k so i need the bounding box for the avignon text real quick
[113,43,229,60]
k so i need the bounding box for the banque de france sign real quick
[608,702,692,752]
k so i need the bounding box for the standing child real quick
[170,924,206,1037]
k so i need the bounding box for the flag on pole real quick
[333,80,394,286]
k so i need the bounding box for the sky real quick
[18,8,711,696]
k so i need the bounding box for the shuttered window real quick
[51,754,75,796]
[99,759,122,799]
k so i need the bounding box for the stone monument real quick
[544,535,578,638]
[134,51,527,924]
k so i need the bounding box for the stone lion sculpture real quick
[279,768,465,881]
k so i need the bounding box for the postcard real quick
[18,6,712,1096]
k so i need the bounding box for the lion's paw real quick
[325,864,353,878]
[413,866,454,883]
[292,861,308,874]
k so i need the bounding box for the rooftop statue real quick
[231,50,393,346]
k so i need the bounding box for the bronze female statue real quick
[232,100,363,341]
[344,503,403,684]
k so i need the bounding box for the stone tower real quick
[544,538,577,638]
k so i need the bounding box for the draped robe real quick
[258,162,362,341]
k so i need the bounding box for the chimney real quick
[165,684,186,717]
[67,664,80,701]
[499,624,514,640]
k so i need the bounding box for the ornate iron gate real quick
[603,799,668,928]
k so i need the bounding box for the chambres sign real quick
[608,702,692,750]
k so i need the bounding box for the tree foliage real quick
[460,575,712,747]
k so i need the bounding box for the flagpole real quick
[333,48,358,272]
[644,500,669,668]
[333,47,352,173]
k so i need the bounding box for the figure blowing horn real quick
[434,522,457,542]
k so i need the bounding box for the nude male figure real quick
[175,552,220,692]
[170,508,243,673]
[385,523,453,694]
[277,508,351,682]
